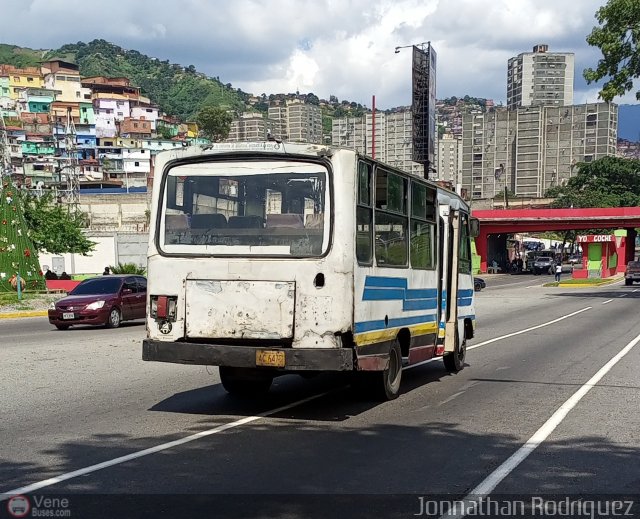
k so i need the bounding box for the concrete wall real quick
[39,232,149,275]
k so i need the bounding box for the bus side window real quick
[374,168,408,267]
[459,213,472,274]
[410,181,436,269]
[356,162,373,265]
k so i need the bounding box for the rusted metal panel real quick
[185,280,295,339]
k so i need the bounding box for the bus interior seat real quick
[165,214,190,231]
[266,213,304,228]
[191,213,227,229]
[305,213,323,229]
[228,215,264,228]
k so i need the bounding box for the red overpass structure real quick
[472,207,640,273]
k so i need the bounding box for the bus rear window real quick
[160,160,330,257]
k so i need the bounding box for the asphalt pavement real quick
[1,280,639,518]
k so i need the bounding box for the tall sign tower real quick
[411,42,437,179]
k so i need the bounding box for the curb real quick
[556,277,624,288]
[0,310,48,319]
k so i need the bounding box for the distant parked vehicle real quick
[624,261,640,286]
[474,277,486,291]
[533,256,556,275]
[48,275,147,330]
[568,254,582,265]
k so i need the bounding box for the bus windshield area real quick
[160,160,329,257]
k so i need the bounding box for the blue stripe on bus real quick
[354,313,438,334]
[458,297,474,307]
[406,288,438,299]
[364,276,408,289]
[403,299,439,311]
[363,288,407,301]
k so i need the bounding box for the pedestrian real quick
[44,268,58,280]
[59,271,71,280]
[555,262,562,282]
[103,266,111,275]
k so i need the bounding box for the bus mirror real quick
[470,217,480,237]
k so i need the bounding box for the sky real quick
[1,0,639,110]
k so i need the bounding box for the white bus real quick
[143,142,478,400]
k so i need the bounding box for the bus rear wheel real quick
[219,367,273,396]
[353,341,402,401]
[443,332,466,373]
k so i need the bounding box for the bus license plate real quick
[62,312,75,320]
[256,350,285,368]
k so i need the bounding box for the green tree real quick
[583,0,640,101]
[546,156,640,208]
[0,182,46,292]
[195,106,233,142]
[19,192,96,255]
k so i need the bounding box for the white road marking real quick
[620,293,628,298]
[467,307,591,351]
[633,289,639,292]
[525,285,539,288]
[442,331,640,519]
[0,305,602,499]
[602,299,613,305]
[0,391,332,501]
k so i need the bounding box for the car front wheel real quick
[106,307,121,328]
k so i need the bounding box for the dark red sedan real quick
[48,275,147,330]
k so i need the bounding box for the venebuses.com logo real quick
[6,495,30,518]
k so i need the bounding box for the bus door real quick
[444,210,461,353]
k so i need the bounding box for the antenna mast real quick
[60,107,79,210]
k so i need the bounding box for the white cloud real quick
[0,0,638,109]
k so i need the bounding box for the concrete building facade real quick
[507,44,574,110]
[268,100,322,143]
[437,133,462,185]
[461,103,618,199]
[332,111,424,176]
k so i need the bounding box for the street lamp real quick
[394,42,430,54]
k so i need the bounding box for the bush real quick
[109,263,146,275]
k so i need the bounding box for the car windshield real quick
[69,277,123,295]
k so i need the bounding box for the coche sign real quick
[576,235,614,243]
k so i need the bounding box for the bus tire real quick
[380,340,403,400]
[219,367,273,396]
[443,332,466,373]
[352,341,403,401]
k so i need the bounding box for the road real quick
[1,280,639,518]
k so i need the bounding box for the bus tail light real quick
[151,296,177,321]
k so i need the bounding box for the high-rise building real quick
[461,103,618,199]
[437,133,462,186]
[268,99,322,143]
[331,110,423,176]
[507,44,574,110]
[227,113,281,142]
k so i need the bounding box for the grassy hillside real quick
[45,40,247,120]
[0,43,46,68]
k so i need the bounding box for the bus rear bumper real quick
[142,339,354,371]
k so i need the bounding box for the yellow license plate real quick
[256,350,285,368]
